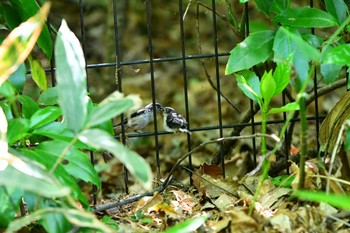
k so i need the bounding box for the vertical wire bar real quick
[282,93,289,174]
[310,0,320,152]
[145,0,161,177]
[112,0,129,193]
[211,0,225,177]
[79,0,97,205]
[244,2,257,166]
[179,0,192,183]
[46,14,56,86]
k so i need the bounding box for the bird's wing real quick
[166,112,186,128]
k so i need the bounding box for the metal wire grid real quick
[49,0,325,196]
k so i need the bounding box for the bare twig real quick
[163,133,279,185]
[92,177,172,212]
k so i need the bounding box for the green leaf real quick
[293,190,350,210]
[253,0,274,16]
[36,140,101,189]
[324,0,347,24]
[28,56,47,91]
[0,187,23,227]
[165,216,207,233]
[38,87,59,106]
[32,122,90,149]
[323,44,350,66]
[55,20,88,133]
[271,175,295,187]
[273,61,291,96]
[0,81,16,98]
[321,63,342,84]
[235,70,262,105]
[225,30,275,74]
[20,149,88,206]
[8,63,26,92]
[0,3,50,85]
[101,216,119,231]
[273,7,338,28]
[4,0,53,59]
[0,154,69,198]
[29,106,61,130]
[268,102,300,114]
[87,92,134,128]
[78,129,153,189]
[260,70,276,105]
[18,95,39,118]
[7,118,30,145]
[273,26,320,91]
[271,0,290,14]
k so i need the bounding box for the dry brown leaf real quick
[230,210,260,233]
[319,91,350,154]
[213,193,238,212]
[195,174,239,198]
[133,192,163,214]
[170,190,198,214]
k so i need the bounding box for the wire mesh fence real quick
[47,0,333,198]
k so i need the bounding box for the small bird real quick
[114,103,163,134]
[161,107,191,134]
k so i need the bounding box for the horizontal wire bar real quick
[115,115,326,139]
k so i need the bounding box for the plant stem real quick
[298,94,308,189]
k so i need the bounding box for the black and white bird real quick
[114,103,163,134]
[161,107,191,134]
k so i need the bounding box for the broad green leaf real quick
[273,7,338,28]
[273,26,320,91]
[271,0,290,14]
[101,216,119,231]
[55,20,88,133]
[0,154,69,198]
[260,70,275,105]
[28,56,47,91]
[225,30,275,74]
[21,149,88,206]
[271,175,295,187]
[321,63,342,84]
[0,81,16,98]
[78,129,153,189]
[0,187,23,227]
[0,101,12,120]
[29,106,61,130]
[7,118,30,145]
[324,0,347,24]
[7,208,115,233]
[18,95,39,118]
[8,63,26,92]
[273,61,291,96]
[253,0,274,16]
[323,44,350,66]
[38,87,59,105]
[36,140,101,189]
[235,70,262,105]
[2,0,53,59]
[40,209,72,233]
[87,92,134,128]
[268,102,300,114]
[32,122,90,149]
[0,3,50,85]
[293,190,350,210]
[165,216,207,233]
